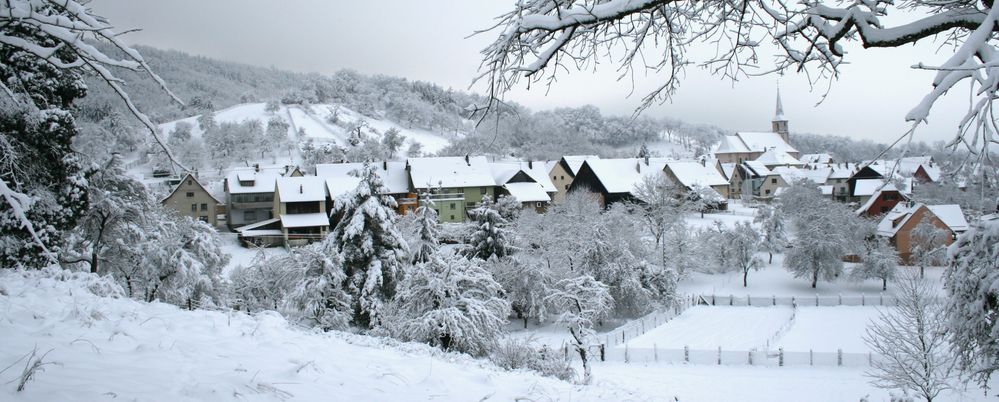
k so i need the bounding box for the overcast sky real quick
[90,0,967,144]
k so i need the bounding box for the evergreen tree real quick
[410,192,440,265]
[0,17,90,267]
[467,195,513,259]
[944,218,999,386]
[329,163,410,328]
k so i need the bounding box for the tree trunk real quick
[920,265,925,278]
[523,316,528,329]
[811,269,818,289]
[768,252,773,264]
[743,269,748,287]
[882,278,887,291]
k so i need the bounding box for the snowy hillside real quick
[157,103,453,156]
[0,268,639,401]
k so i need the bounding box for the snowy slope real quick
[0,268,642,402]
[156,103,452,157]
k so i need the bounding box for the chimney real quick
[644,155,650,166]
[383,160,388,170]
[701,159,706,167]
[254,163,260,172]
[465,154,470,166]
[528,160,533,169]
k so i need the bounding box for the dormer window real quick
[239,180,254,187]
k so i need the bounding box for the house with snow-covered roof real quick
[224,164,302,230]
[876,202,967,264]
[568,157,670,207]
[317,161,416,215]
[854,181,909,218]
[406,155,498,223]
[490,161,556,213]
[548,155,600,203]
[729,161,771,200]
[754,148,803,169]
[662,160,730,209]
[801,153,834,164]
[273,176,329,246]
[162,173,221,227]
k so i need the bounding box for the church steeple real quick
[772,84,789,143]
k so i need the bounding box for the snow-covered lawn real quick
[779,306,882,353]
[219,233,289,276]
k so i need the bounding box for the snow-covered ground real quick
[0,268,637,401]
[2,268,987,401]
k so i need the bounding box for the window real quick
[190,204,197,212]
[553,176,557,181]
[186,192,194,198]
[536,202,543,208]
[765,189,771,195]
[450,203,456,210]
[564,184,568,190]
[560,175,564,180]
[450,215,455,220]
[771,178,777,184]
[198,216,209,223]
[201,203,208,211]
[244,210,256,222]
[480,187,487,194]
[187,179,193,186]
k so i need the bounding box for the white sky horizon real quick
[90,0,969,146]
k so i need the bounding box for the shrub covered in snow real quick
[491,337,575,382]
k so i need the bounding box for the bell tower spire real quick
[772,84,789,143]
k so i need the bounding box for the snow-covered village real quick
[3,1,999,401]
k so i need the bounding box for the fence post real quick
[815,294,819,307]
[837,349,843,366]
[622,331,625,343]
[654,343,659,362]
[778,347,784,367]
[772,295,776,306]
[809,349,813,366]
[625,343,630,364]
[717,346,722,365]
[641,319,645,333]
[862,293,865,306]
[684,345,689,363]
[867,351,871,366]
[791,296,795,307]
[729,294,733,306]
[711,294,716,305]
[879,293,883,306]
[600,344,605,362]
[748,350,753,365]
[747,295,751,306]
[838,293,842,305]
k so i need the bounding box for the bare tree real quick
[476,0,999,160]
[865,272,956,402]
[545,275,613,385]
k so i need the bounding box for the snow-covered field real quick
[622,306,795,350]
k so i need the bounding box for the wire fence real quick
[694,293,897,307]
[561,293,889,367]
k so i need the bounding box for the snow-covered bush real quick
[491,337,575,381]
[286,241,352,331]
[488,256,554,328]
[494,195,522,222]
[229,250,302,313]
[390,250,510,356]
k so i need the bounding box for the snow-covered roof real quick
[162,174,221,204]
[227,168,282,194]
[742,161,772,177]
[234,218,281,233]
[716,132,798,154]
[489,161,557,193]
[770,166,828,185]
[827,163,858,180]
[665,161,729,188]
[280,212,330,228]
[801,153,833,164]
[276,176,327,203]
[316,162,410,195]
[919,164,943,182]
[408,156,496,189]
[561,155,601,176]
[819,185,833,195]
[584,158,670,194]
[854,186,908,216]
[755,148,802,166]
[719,163,736,181]
[503,182,551,203]
[853,179,892,197]
[927,204,969,233]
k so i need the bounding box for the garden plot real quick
[620,305,884,354]
[621,306,795,350]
